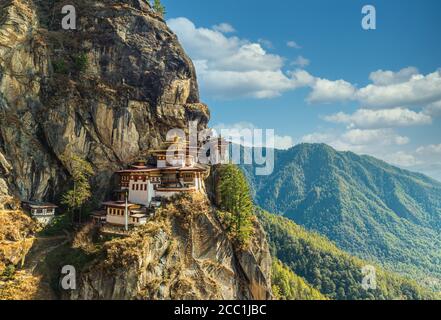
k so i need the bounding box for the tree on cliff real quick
[152,0,166,17]
[217,164,254,246]
[61,155,94,224]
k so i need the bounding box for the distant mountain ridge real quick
[241,143,441,287]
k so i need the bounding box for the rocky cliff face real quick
[0,0,209,206]
[0,0,273,300]
[70,195,272,300]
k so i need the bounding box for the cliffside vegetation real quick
[61,154,94,224]
[152,0,166,17]
[0,210,44,300]
[64,194,272,300]
[0,210,37,273]
[216,165,255,247]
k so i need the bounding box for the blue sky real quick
[163,0,441,180]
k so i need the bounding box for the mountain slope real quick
[243,144,441,286]
[271,258,328,300]
[258,210,436,300]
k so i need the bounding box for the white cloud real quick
[306,67,441,109]
[385,145,441,182]
[301,129,409,155]
[213,122,294,150]
[368,67,419,86]
[356,70,441,108]
[292,55,310,67]
[167,17,310,99]
[382,151,421,167]
[307,78,356,103]
[168,18,441,110]
[287,41,301,49]
[342,129,409,146]
[212,23,235,33]
[258,38,274,49]
[416,144,441,155]
[423,100,441,117]
[324,108,432,129]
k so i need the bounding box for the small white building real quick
[22,201,58,225]
[100,201,148,227]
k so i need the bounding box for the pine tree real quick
[61,154,94,224]
[218,164,254,246]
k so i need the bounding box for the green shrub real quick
[1,264,16,280]
[74,53,88,73]
[52,59,68,74]
[152,0,166,17]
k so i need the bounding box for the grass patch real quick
[38,214,73,237]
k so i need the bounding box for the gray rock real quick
[0,0,209,204]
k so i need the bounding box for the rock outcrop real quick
[0,0,209,204]
[0,210,37,273]
[70,195,272,300]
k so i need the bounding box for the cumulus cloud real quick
[301,129,409,154]
[287,41,301,49]
[342,129,409,146]
[168,18,441,109]
[386,145,441,182]
[213,122,294,150]
[307,67,441,109]
[307,78,356,103]
[258,38,274,49]
[212,23,235,33]
[356,70,441,108]
[382,151,421,167]
[292,55,310,67]
[324,108,432,129]
[416,144,441,155]
[167,17,310,99]
[424,100,441,117]
[368,67,419,86]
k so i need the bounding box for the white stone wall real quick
[107,214,127,226]
[128,180,150,206]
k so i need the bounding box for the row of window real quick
[132,183,148,191]
[108,208,124,216]
[122,176,161,182]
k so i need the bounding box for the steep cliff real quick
[69,194,272,300]
[0,0,209,206]
[0,0,273,300]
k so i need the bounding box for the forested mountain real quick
[271,258,328,300]
[242,144,441,287]
[259,210,436,300]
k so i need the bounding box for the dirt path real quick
[23,235,69,273]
